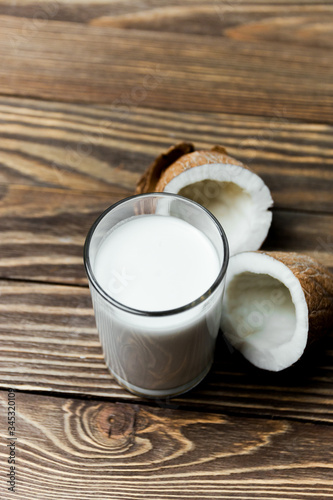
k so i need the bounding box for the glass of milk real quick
[84,193,229,398]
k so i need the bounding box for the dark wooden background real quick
[0,1,333,499]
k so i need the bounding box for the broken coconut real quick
[220,251,333,371]
[136,143,273,255]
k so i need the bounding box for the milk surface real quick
[94,215,220,311]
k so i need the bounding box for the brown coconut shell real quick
[155,148,246,193]
[135,143,245,194]
[262,251,333,346]
[135,142,195,194]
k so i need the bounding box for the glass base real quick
[110,363,212,399]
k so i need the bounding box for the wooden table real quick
[0,2,333,499]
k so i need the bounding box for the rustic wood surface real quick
[1,279,333,424]
[1,390,333,500]
[0,1,332,499]
[0,4,333,121]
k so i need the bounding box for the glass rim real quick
[84,192,229,317]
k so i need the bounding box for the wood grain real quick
[0,279,332,422]
[0,1,332,495]
[0,185,131,284]
[1,390,333,500]
[0,0,332,50]
[0,97,332,212]
[0,15,332,121]
[89,2,333,52]
[0,184,332,284]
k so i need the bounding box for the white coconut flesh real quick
[220,252,309,371]
[163,163,273,256]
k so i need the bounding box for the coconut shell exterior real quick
[135,143,247,194]
[262,251,333,346]
[135,142,195,194]
[154,148,246,193]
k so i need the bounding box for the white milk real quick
[89,213,226,398]
[94,215,220,311]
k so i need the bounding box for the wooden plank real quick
[1,390,333,499]
[0,16,332,122]
[0,280,333,422]
[0,184,332,284]
[0,185,132,284]
[89,3,333,52]
[0,0,332,51]
[264,210,333,265]
[0,97,332,213]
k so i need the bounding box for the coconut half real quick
[136,143,273,255]
[221,251,333,371]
